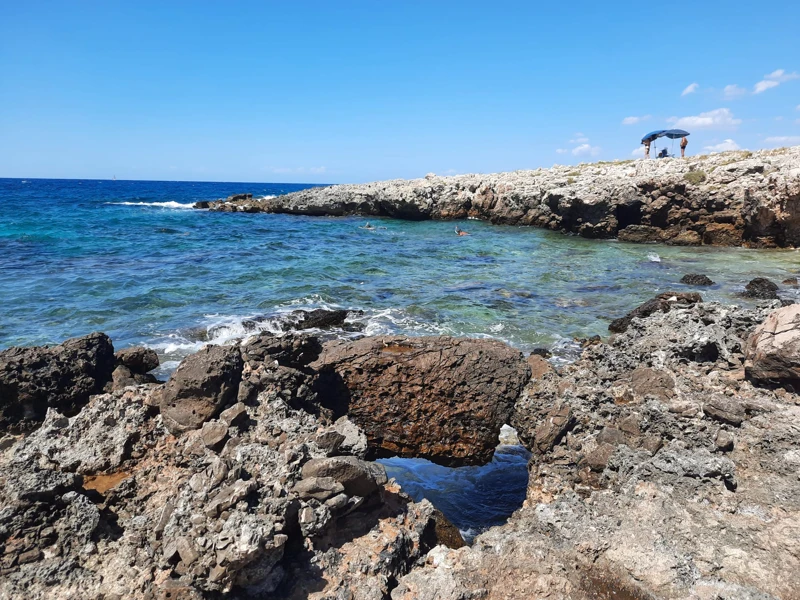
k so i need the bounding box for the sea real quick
[2,177,798,539]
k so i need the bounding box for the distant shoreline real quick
[200,146,800,249]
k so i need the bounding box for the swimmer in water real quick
[455,225,469,236]
[360,222,375,230]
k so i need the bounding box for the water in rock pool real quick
[2,177,799,535]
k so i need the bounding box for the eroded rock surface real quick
[745,303,800,384]
[200,147,800,248]
[400,300,800,599]
[0,332,116,432]
[312,335,530,466]
[0,334,462,599]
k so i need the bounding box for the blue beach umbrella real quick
[662,129,690,139]
[641,130,666,143]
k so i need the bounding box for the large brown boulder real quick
[0,332,116,432]
[159,345,243,433]
[312,336,530,466]
[744,304,800,384]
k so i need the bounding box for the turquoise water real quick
[2,178,798,370]
[3,176,798,538]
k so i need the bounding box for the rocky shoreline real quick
[197,147,800,248]
[2,296,800,598]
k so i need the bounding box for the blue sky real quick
[1,1,799,183]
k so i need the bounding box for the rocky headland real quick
[2,296,800,599]
[198,147,800,248]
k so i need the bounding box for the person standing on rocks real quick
[643,139,651,158]
[680,136,688,158]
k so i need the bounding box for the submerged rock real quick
[313,335,531,466]
[743,276,780,299]
[680,273,714,286]
[0,332,116,432]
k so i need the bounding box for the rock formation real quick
[312,335,531,466]
[199,147,800,248]
[0,331,466,599]
[394,300,800,599]
[0,332,116,432]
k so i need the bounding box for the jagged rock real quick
[680,273,714,286]
[527,354,554,379]
[159,344,243,433]
[292,477,345,501]
[282,308,362,331]
[743,277,779,299]
[0,332,116,432]
[199,147,800,248]
[313,335,530,466]
[703,396,746,425]
[608,292,702,333]
[744,303,800,383]
[241,332,322,369]
[301,455,387,497]
[115,346,159,374]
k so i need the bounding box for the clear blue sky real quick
[1,1,799,183]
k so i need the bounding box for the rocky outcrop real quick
[0,337,462,599]
[0,332,116,432]
[680,273,714,286]
[312,336,531,466]
[158,344,243,433]
[200,147,800,248]
[398,300,800,599]
[607,291,702,333]
[745,303,800,384]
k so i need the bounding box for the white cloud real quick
[622,115,651,125]
[682,83,699,96]
[668,108,741,130]
[703,139,740,152]
[569,135,589,143]
[572,143,601,157]
[764,136,800,146]
[723,84,747,98]
[754,80,780,94]
[556,148,568,154]
[631,146,646,157]
[754,69,799,94]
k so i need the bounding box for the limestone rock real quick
[159,344,243,433]
[743,277,780,299]
[200,147,800,249]
[0,332,116,432]
[301,455,387,497]
[115,346,159,374]
[608,292,702,333]
[744,303,800,383]
[313,335,531,465]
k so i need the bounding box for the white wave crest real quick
[107,201,195,209]
[647,252,661,262]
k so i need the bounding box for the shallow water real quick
[2,177,798,534]
[2,178,798,366]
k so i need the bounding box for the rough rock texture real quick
[312,335,531,466]
[680,273,714,286]
[397,301,800,599]
[608,291,702,333]
[0,334,462,600]
[743,276,780,300]
[115,347,159,374]
[0,333,116,432]
[158,344,243,433]
[201,147,800,248]
[745,303,800,384]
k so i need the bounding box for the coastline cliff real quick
[201,146,800,248]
